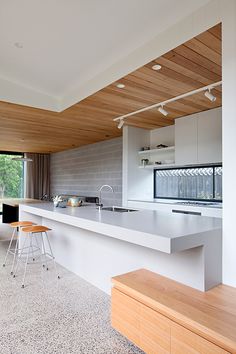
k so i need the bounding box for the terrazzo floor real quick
[0,237,144,354]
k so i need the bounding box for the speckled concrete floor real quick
[0,238,144,354]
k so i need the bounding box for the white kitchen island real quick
[19,202,222,293]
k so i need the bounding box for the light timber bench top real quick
[112,269,236,353]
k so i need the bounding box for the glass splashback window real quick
[154,165,222,201]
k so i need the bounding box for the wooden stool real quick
[13,225,60,288]
[3,221,35,275]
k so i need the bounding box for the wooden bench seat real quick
[111,269,236,354]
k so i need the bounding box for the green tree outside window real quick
[0,154,24,199]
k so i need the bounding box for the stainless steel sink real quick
[101,206,138,213]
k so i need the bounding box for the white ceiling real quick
[0,0,210,111]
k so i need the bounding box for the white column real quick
[222,0,236,287]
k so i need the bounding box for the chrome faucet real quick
[97,184,114,211]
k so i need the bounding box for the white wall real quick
[123,126,153,204]
[150,125,175,148]
[51,137,122,206]
[222,0,236,288]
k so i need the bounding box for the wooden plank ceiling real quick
[0,23,221,153]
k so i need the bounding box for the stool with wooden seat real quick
[13,225,60,288]
[3,221,35,275]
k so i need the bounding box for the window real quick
[154,165,222,202]
[0,152,24,213]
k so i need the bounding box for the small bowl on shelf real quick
[156,144,168,149]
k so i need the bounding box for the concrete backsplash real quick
[50,137,122,206]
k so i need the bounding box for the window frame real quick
[0,151,23,156]
[153,164,222,203]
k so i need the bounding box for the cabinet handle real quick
[172,209,201,216]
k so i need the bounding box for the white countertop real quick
[1,198,43,207]
[20,202,222,254]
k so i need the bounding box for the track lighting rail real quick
[113,80,222,127]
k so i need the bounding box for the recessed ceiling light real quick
[14,42,23,49]
[116,83,125,89]
[152,64,162,71]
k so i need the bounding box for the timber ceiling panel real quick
[0,23,221,153]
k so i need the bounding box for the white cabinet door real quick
[175,115,198,165]
[175,108,222,165]
[197,109,222,164]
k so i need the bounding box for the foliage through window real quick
[0,153,24,212]
[154,165,222,201]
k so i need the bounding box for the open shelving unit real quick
[139,163,176,169]
[138,146,175,169]
[138,146,175,155]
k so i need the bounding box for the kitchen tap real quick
[97,184,114,211]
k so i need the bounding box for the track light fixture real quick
[113,81,221,126]
[158,105,168,116]
[204,89,216,102]
[117,119,124,129]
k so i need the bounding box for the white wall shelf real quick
[139,163,176,169]
[138,146,175,155]
[138,146,175,168]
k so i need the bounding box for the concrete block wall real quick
[50,137,122,206]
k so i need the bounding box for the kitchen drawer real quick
[111,288,171,353]
[140,302,171,354]
[171,322,230,354]
[111,288,141,348]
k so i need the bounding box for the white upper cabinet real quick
[175,108,222,165]
[175,115,198,165]
[197,109,222,164]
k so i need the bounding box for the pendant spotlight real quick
[117,119,124,129]
[204,89,216,102]
[158,105,168,116]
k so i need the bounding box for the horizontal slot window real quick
[154,165,222,202]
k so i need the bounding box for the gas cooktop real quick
[176,201,218,206]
